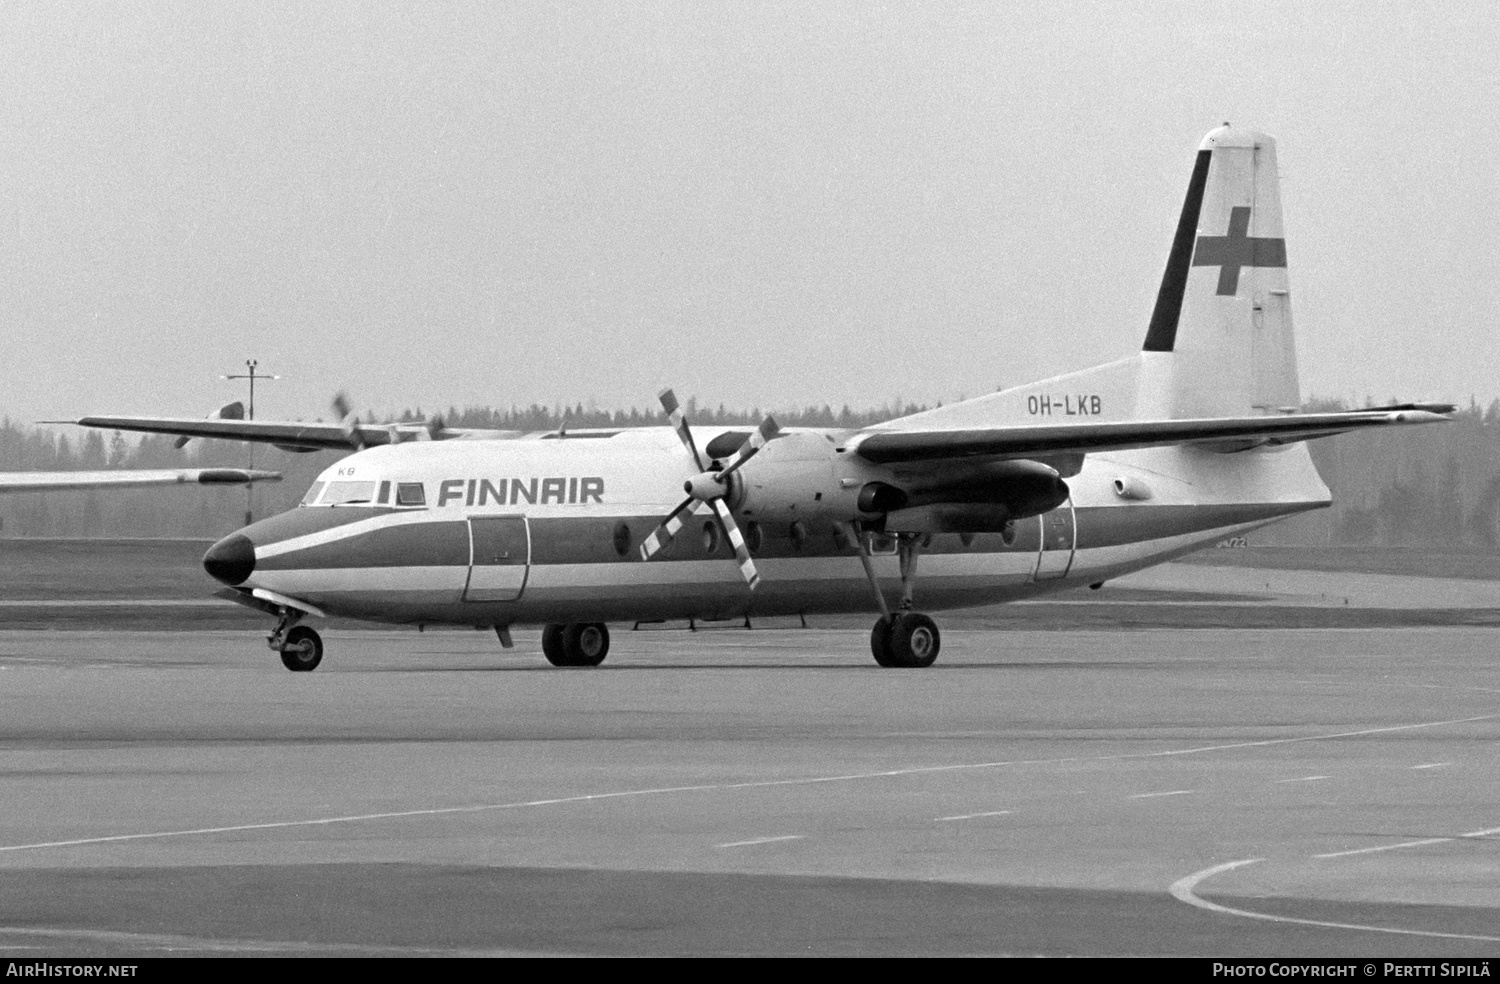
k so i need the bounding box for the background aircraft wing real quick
[850,407,1454,464]
[0,468,281,493]
[72,415,385,451]
[68,415,512,451]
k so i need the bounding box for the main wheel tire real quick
[870,616,898,667]
[887,613,940,668]
[561,622,609,667]
[281,625,323,672]
[541,623,569,666]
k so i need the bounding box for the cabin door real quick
[1033,499,1076,581]
[464,516,530,602]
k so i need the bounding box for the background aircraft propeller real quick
[336,394,449,449]
[331,392,367,451]
[639,389,779,589]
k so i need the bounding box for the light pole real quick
[222,360,280,525]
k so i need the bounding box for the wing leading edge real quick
[850,407,1453,465]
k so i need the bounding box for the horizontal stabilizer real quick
[850,408,1450,464]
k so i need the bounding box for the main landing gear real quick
[269,610,323,672]
[850,525,941,668]
[541,622,610,667]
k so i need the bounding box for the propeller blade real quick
[714,415,781,478]
[332,392,365,450]
[425,414,446,441]
[659,388,705,471]
[711,499,760,589]
[638,495,699,561]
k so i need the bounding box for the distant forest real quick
[3,396,1498,549]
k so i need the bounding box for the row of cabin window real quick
[609,522,1014,557]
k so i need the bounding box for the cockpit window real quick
[321,481,376,505]
[300,482,325,506]
[395,482,427,507]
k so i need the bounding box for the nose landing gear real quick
[541,622,610,667]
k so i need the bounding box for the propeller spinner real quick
[639,389,779,589]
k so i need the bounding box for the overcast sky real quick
[2,1,1496,427]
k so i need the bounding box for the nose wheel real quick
[542,622,610,667]
[279,625,323,672]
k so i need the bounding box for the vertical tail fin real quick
[1140,126,1299,419]
[873,125,1303,433]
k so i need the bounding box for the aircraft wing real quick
[0,468,281,493]
[67,415,516,451]
[850,407,1453,464]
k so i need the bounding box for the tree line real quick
[2,397,1496,547]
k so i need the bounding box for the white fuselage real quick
[214,425,1329,627]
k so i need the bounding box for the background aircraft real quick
[75,126,1450,671]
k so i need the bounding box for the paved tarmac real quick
[1114,564,1500,609]
[0,625,1496,957]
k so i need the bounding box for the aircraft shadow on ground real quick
[367,658,1165,674]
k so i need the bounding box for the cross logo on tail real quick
[1192,206,1286,296]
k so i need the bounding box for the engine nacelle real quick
[736,432,862,522]
[733,433,1072,531]
[896,458,1067,512]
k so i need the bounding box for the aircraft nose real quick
[203,533,256,586]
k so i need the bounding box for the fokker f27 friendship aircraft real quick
[77,126,1450,671]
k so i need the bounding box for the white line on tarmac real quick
[716,835,804,849]
[1411,762,1449,769]
[3,712,1495,858]
[935,810,1012,822]
[0,923,531,956]
[1169,858,1500,943]
[1129,790,1192,799]
[1313,825,1500,859]
[1274,776,1330,783]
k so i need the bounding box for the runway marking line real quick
[935,810,1012,822]
[1274,775,1330,783]
[1313,824,1500,859]
[2,711,1495,859]
[1411,762,1449,770]
[0,923,535,956]
[1129,790,1192,799]
[715,835,804,849]
[1170,858,1500,944]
